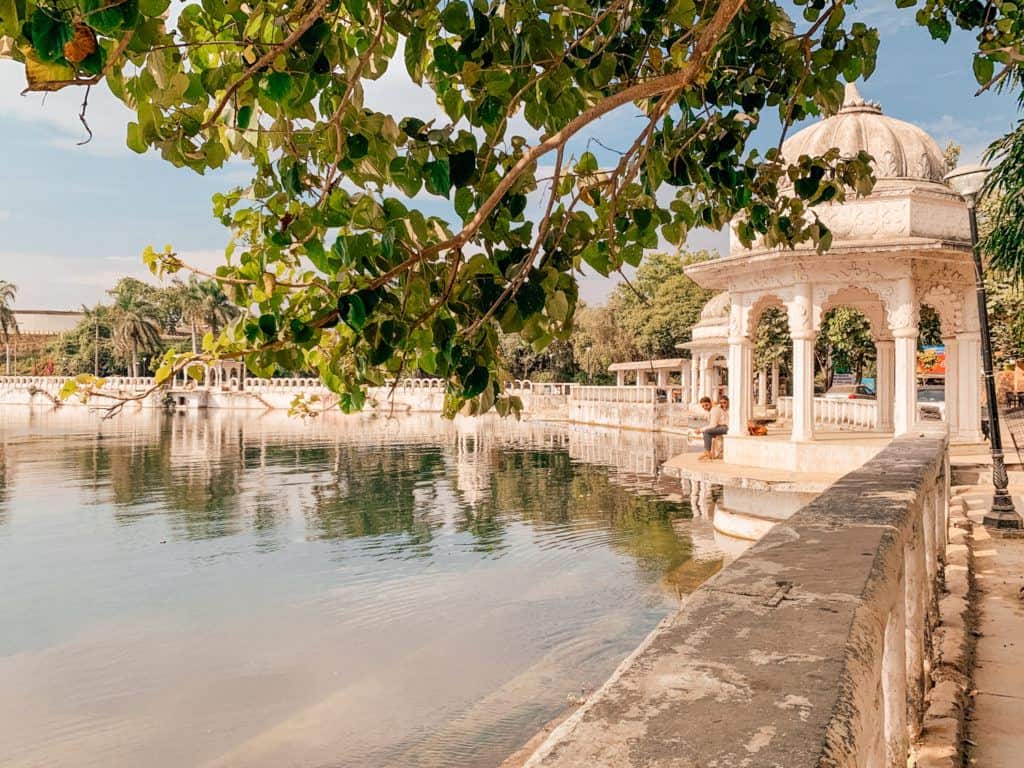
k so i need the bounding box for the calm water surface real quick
[0,409,725,768]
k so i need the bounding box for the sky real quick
[0,0,1020,310]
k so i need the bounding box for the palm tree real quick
[177,279,205,353]
[177,278,235,353]
[0,281,17,375]
[109,280,162,377]
[196,279,236,337]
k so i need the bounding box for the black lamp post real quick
[945,164,1022,529]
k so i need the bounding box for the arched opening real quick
[752,305,791,414]
[916,304,947,425]
[815,306,877,393]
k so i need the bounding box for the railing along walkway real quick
[777,395,879,428]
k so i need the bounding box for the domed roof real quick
[699,292,730,322]
[781,83,947,183]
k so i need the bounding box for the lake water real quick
[0,409,728,768]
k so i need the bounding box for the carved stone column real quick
[942,335,959,438]
[757,367,769,408]
[727,338,754,436]
[956,331,983,442]
[894,328,919,435]
[616,370,625,387]
[788,284,815,442]
[771,361,780,403]
[890,277,919,436]
[701,358,714,399]
[876,339,895,432]
[689,357,699,405]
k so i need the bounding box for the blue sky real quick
[0,0,1019,309]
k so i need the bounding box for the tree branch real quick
[200,0,330,130]
[420,0,748,262]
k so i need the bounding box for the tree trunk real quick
[4,342,9,375]
[131,347,138,378]
[190,322,198,354]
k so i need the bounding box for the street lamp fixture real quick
[944,164,1022,529]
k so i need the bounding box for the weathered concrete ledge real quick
[523,435,949,768]
[912,490,977,768]
[662,451,840,494]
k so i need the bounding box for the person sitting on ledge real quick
[699,395,729,461]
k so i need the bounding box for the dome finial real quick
[840,81,881,114]
[844,82,863,106]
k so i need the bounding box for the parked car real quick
[824,384,876,400]
[917,386,945,420]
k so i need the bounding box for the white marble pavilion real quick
[685,83,981,471]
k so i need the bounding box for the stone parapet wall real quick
[0,376,159,407]
[0,378,686,428]
[522,435,949,768]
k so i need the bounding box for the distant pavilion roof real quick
[608,358,686,372]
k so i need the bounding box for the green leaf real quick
[258,314,278,338]
[58,379,79,400]
[440,1,470,34]
[155,362,172,385]
[546,290,569,322]
[140,0,170,16]
[0,0,19,29]
[973,55,994,86]
[927,15,951,42]
[290,318,315,343]
[418,349,438,375]
[507,193,527,217]
[126,122,147,153]
[390,157,422,197]
[449,149,476,187]
[433,43,460,75]
[462,365,490,398]
[82,0,138,35]
[405,26,427,84]
[794,176,820,199]
[305,239,336,273]
[245,352,276,379]
[345,0,367,22]
[454,187,474,219]
[346,133,369,160]
[576,152,599,174]
[298,18,330,53]
[339,294,367,331]
[516,281,546,318]
[236,105,253,129]
[29,10,69,63]
[476,95,502,125]
[264,71,293,103]
[581,244,610,276]
[423,159,452,197]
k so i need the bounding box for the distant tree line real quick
[28,277,236,378]
[500,250,716,384]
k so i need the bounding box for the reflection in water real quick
[0,409,730,768]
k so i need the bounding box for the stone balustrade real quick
[777,395,879,428]
[573,385,663,404]
[242,377,327,393]
[522,435,948,768]
[0,375,156,391]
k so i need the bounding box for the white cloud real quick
[0,210,10,222]
[920,113,1013,164]
[0,248,229,310]
[0,61,133,157]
